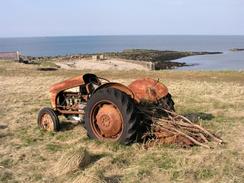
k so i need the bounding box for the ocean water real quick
[0,35,244,70]
[176,51,244,71]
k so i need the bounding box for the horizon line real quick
[1,34,244,39]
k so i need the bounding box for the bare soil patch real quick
[55,58,150,71]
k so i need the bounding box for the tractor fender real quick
[93,82,139,102]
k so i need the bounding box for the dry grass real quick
[52,147,91,177]
[0,61,244,183]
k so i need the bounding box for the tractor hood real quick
[49,75,84,94]
[49,75,84,108]
[128,78,168,103]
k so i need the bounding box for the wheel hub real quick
[95,104,122,138]
[41,113,54,131]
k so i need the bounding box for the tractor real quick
[37,73,174,144]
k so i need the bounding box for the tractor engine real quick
[57,90,87,115]
[60,92,83,111]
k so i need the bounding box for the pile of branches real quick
[139,105,223,149]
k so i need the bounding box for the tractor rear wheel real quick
[84,88,138,144]
[37,107,60,132]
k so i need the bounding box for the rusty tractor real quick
[37,73,174,144]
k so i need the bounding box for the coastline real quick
[21,49,222,70]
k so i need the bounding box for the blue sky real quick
[0,0,244,37]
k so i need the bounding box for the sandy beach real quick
[55,58,150,71]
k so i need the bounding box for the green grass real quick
[0,170,15,183]
[39,61,60,68]
[0,159,13,168]
[46,143,63,152]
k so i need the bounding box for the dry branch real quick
[140,105,223,148]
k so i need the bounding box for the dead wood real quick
[140,104,223,148]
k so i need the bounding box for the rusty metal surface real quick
[49,75,84,108]
[95,104,123,138]
[40,113,54,131]
[90,102,123,140]
[128,78,168,103]
[56,109,84,115]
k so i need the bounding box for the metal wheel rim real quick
[90,100,124,140]
[40,113,54,131]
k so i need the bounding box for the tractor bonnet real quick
[128,78,168,103]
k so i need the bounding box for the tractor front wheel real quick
[37,107,60,132]
[84,88,138,144]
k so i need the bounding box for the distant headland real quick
[229,48,244,52]
[18,49,222,70]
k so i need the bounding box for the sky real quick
[0,0,244,37]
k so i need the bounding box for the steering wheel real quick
[88,77,101,86]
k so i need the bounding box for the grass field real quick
[0,61,244,183]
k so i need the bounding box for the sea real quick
[0,35,244,71]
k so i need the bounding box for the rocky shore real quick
[104,49,222,69]
[230,48,244,52]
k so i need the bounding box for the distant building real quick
[99,54,105,60]
[92,55,98,60]
[148,62,155,70]
[91,54,105,61]
[0,51,21,61]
